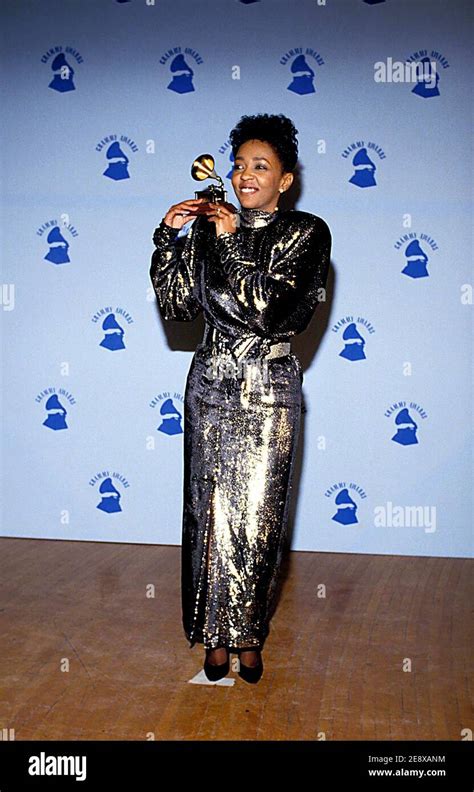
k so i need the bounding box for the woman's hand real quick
[162,198,208,230]
[204,202,239,236]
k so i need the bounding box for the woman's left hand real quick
[204,202,239,236]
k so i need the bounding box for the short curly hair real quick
[229,113,298,173]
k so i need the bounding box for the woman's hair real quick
[229,113,299,173]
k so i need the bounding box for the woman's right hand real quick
[162,198,208,230]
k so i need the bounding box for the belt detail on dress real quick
[202,325,290,361]
[264,341,291,360]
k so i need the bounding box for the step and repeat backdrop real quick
[1,0,472,557]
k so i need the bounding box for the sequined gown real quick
[150,206,331,650]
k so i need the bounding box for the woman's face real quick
[231,138,293,212]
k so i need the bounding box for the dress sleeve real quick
[149,218,202,321]
[214,216,331,337]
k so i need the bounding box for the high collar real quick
[238,206,280,229]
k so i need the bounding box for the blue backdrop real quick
[1,0,472,558]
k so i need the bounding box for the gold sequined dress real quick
[150,206,331,650]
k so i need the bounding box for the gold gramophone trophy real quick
[190,153,228,214]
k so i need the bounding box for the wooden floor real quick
[0,537,471,741]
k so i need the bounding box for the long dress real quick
[150,205,331,650]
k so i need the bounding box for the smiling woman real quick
[150,112,332,684]
[230,114,297,213]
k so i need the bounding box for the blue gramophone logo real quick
[160,46,203,94]
[288,55,315,95]
[280,47,325,95]
[150,392,184,437]
[42,46,83,92]
[392,407,418,446]
[36,387,76,430]
[332,488,358,525]
[412,57,440,98]
[99,313,125,351]
[90,470,130,513]
[43,394,68,430]
[158,398,183,435]
[394,231,439,279]
[343,141,386,188]
[92,306,134,349]
[326,481,367,526]
[103,141,130,181]
[406,50,450,98]
[332,316,375,360]
[96,478,122,513]
[168,54,194,94]
[385,400,427,445]
[37,217,78,266]
[403,240,429,279]
[339,323,366,361]
[96,135,138,180]
[349,148,376,188]
[44,226,70,265]
[49,53,75,92]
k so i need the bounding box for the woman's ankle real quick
[239,648,261,667]
[205,646,229,665]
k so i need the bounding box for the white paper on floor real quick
[188,669,235,686]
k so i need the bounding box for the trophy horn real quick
[190,153,227,203]
[191,154,218,182]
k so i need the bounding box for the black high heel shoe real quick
[237,646,263,684]
[203,647,230,682]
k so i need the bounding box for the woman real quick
[150,113,331,684]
